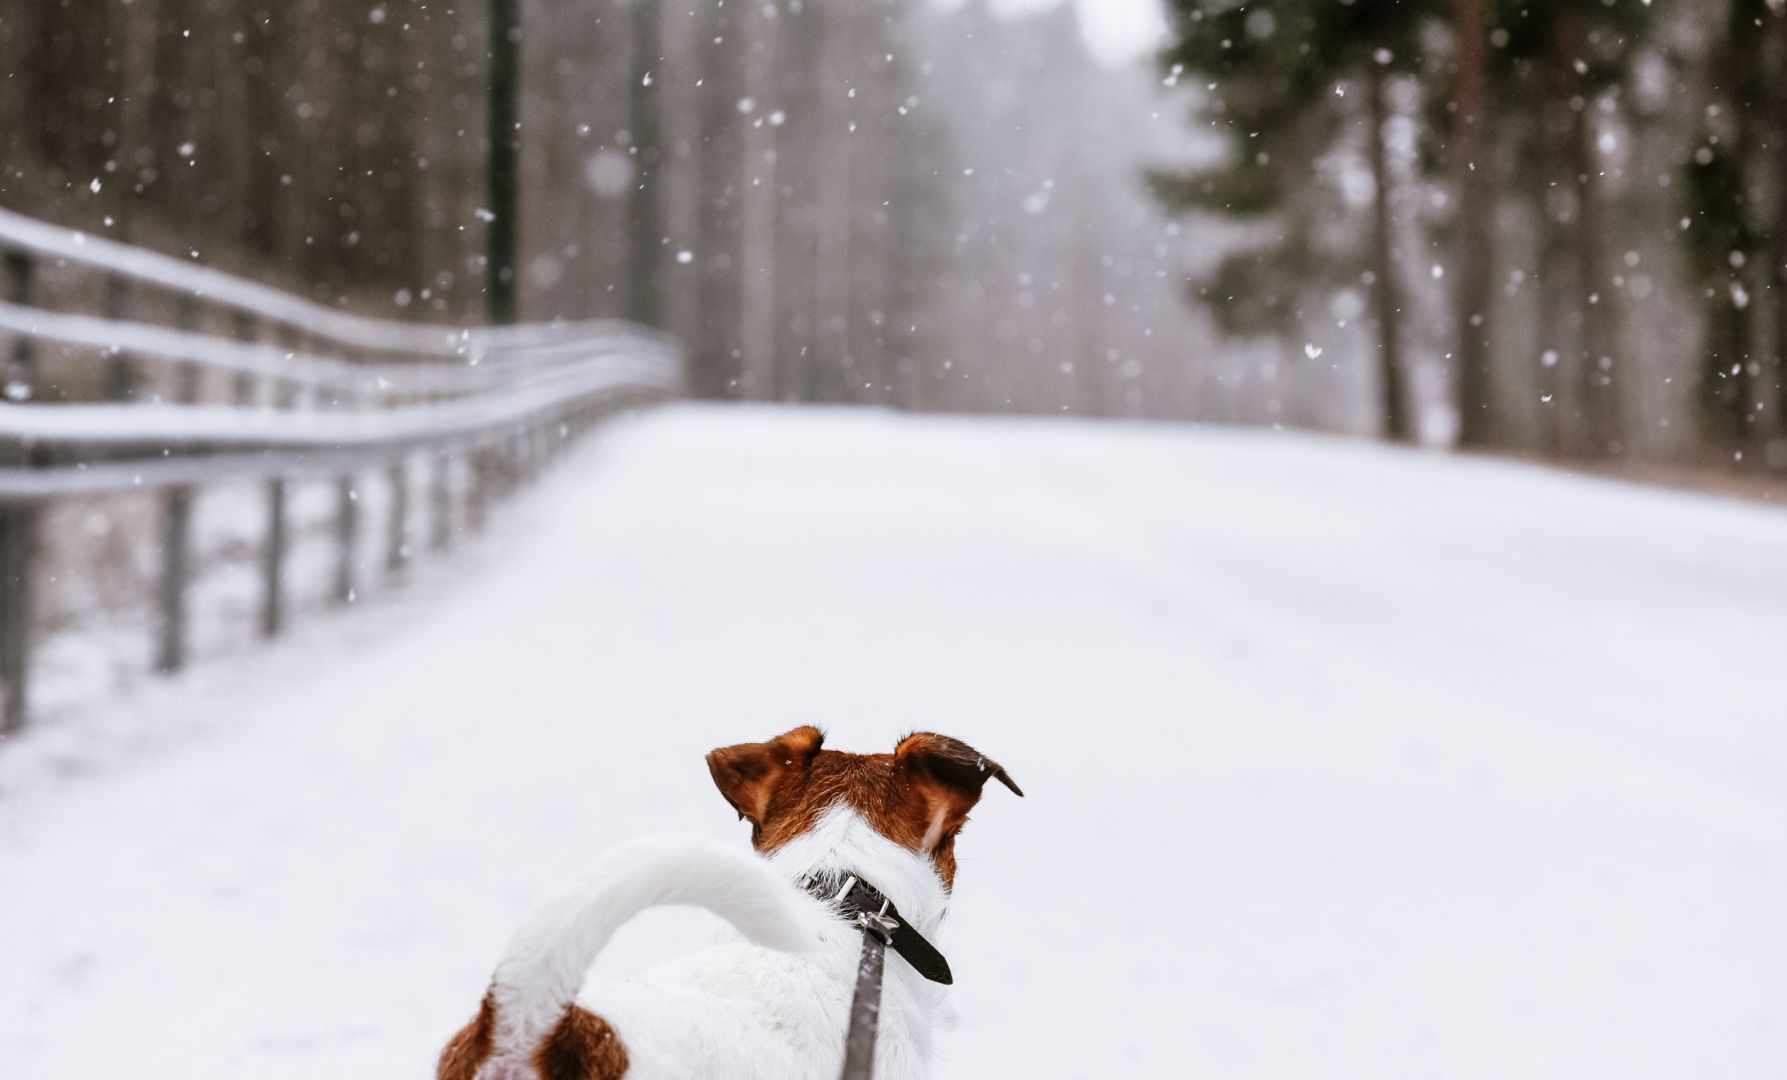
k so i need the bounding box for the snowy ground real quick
[4,405,1786,1079]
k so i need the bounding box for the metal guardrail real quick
[0,209,683,734]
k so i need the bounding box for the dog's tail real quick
[483,834,826,1055]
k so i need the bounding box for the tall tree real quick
[1773,4,1787,436]
[1363,55,1411,440]
[1493,0,1650,457]
[1154,0,1439,441]
[628,0,667,329]
[737,0,780,399]
[1451,0,1499,446]
[772,0,825,401]
[809,0,856,404]
[487,0,522,324]
[693,0,747,398]
[1683,0,1784,449]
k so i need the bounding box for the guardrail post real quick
[0,504,37,734]
[467,450,490,533]
[386,460,409,574]
[103,273,136,402]
[261,478,287,638]
[335,475,359,604]
[4,251,34,400]
[156,486,192,674]
[277,327,303,408]
[432,452,454,550]
[154,298,203,677]
[174,295,201,403]
[232,312,258,405]
[509,431,526,489]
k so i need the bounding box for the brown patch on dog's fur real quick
[706,728,1022,889]
[437,992,496,1080]
[437,994,629,1080]
[535,1005,630,1080]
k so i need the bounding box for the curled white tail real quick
[487,835,826,1054]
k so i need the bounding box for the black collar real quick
[801,873,953,985]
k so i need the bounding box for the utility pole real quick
[487,0,521,325]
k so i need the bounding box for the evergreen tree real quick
[1685,0,1775,446]
[1450,0,1498,447]
[1493,0,1651,457]
[1154,0,1441,442]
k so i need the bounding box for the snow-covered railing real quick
[0,209,683,735]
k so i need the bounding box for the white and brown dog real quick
[437,727,1022,1080]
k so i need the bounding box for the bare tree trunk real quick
[1572,110,1615,461]
[628,0,666,329]
[695,0,746,398]
[240,4,282,258]
[811,4,855,404]
[1769,4,1787,442]
[1567,102,1617,456]
[775,0,825,402]
[1452,0,1498,447]
[1365,61,1411,442]
[149,0,197,221]
[737,0,779,400]
[1069,217,1105,417]
[31,0,113,193]
[1533,133,1570,458]
[487,0,522,324]
[1722,0,1766,442]
[850,1,899,406]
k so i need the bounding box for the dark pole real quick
[487,0,521,325]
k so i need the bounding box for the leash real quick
[803,873,953,1080]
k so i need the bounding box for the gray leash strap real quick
[840,916,891,1080]
[810,871,951,1080]
[838,879,901,1080]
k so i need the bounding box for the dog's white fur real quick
[476,805,953,1080]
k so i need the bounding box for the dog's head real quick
[705,727,1022,889]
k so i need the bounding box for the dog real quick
[437,726,1022,1080]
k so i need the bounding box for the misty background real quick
[3,3,1786,1079]
[5,0,1785,467]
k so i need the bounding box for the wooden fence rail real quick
[0,210,682,735]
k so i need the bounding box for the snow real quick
[3,405,1786,1079]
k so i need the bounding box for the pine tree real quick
[1493,0,1651,457]
[1154,0,1442,442]
[1450,0,1499,447]
[1686,0,1774,447]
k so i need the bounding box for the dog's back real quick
[437,728,1020,1080]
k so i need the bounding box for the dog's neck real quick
[766,804,951,937]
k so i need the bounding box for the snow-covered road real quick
[4,406,1786,1079]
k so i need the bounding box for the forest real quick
[0,0,1203,421]
[1156,0,1787,467]
[3,0,1785,471]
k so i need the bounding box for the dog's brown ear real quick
[896,732,1023,800]
[706,726,825,825]
[895,732,1022,849]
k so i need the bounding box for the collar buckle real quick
[855,904,900,945]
